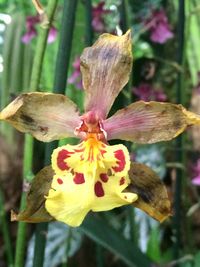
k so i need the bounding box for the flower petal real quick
[104,101,200,144]
[46,136,137,227]
[126,162,172,222]
[0,92,81,142]
[81,30,132,119]
[11,166,54,223]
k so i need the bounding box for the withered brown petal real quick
[11,166,54,223]
[104,101,200,144]
[0,92,81,142]
[126,162,172,222]
[81,30,133,119]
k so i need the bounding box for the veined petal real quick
[126,162,172,222]
[0,93,81,142]
[104,101,200,144]
[46,135,137,227]
[11,166,54,223]
[81,30,132,119]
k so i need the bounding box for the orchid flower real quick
[144,9,174,44]
[92,1,111,33]
[68,57,83,89]
[22,15,57,44]
[1,31,200,227]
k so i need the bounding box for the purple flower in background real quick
[145,9,173,44]
[22,15,57,44]
[192,159,200,186]
[47,26,57,43]
[22,15,40,43]
[68,57,82,89]
[133,83,167,102]
[92,1,110,33]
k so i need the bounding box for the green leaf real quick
[26,222,82,267]
[146,227,161,262]
[194,252,200,267]
[80,215,151,267]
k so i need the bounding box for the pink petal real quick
[150,23,173,44]
[68,71,80,84]
[103,101,200,144]
[81,30,132,119]
[48,27,57,43]
[192,176,200,186]
[21,29,37,44]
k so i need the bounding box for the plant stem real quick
[119,0,128,33]
[14,1,58,266]
[14,134,33,267]
[53,0,78,93]
[32,1,78,266]
[173,0,185,262]
[84,0,93,46]
[0,187,14,267]
[29,0,58,91]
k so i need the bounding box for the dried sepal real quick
[81,30,133,119]
[0,92,81,142]
[126,162,172,222]
[11,166,54,223]
[104,101,200,144]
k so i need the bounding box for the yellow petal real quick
[45,135,137,227]
[104,101,200,144]
[12,166,54,223]
[0,92,81,142]
[126,162,172,222]
[81,30,133,119]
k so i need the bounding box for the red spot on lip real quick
[73,173,85,184]
[57,149,74,171]
[112,149,126,172]
[57,178,63,184]
[94,181,104,197]
[100,173,108,183]
[119,177,125,185]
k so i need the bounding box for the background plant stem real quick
[84,0,93,46]
[0,187,14,267]
[32,1,78,266]
[173,0,185,262]
[14,1,58,266]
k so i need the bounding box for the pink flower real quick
[192,159,200,186]
[133,83,167,102]
[92,2,111,33]
[145,9,174,44]
[68,57,82,89]
[22,15,57,44]
[47,26,57,43]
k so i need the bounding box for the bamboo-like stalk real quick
[14,1,58,267]
[14,135,33,267]
[84,0,93,46]
[32,1,78,266]
[173,0,185,261]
